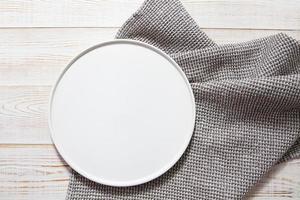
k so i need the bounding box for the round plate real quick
[49,40,195,187]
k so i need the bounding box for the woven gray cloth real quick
[66,0,300,199]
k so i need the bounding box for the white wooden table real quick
[0,1,300,199]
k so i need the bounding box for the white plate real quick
[49,40,195,187]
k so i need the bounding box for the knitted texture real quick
[66,0,300,199]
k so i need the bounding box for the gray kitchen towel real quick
[66,0,300,199]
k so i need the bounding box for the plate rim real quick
[48,39,196,187]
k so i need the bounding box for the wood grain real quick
[0,28,299,86]
[0,144,299,200]
[0,144,70,200]
[0,86,50,144]
[247,159,300,199]
[0,0,299,30]
[0,28,116,86]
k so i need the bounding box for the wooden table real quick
[0,1,299,199]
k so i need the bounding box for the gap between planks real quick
[0,27,299,31]
[0,0,299,30]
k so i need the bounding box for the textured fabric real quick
[66,0,300,199]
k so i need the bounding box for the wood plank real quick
[0,144,70,200]
[0,86,51,144]
[0,28,299,86]
[0,144,299,200]
[0,0,299,30]
[0,28,116,86]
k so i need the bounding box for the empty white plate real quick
[49,40,195,187]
